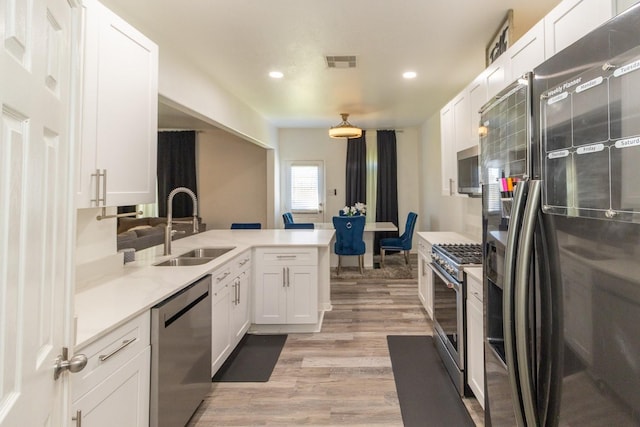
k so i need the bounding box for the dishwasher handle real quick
[154,275,211,328]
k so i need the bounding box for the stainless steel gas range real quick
[429,243,482,396]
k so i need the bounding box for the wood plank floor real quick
[188,256,484,426]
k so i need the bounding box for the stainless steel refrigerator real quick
[482,5,640,426]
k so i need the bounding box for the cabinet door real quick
[544,0,613,57]
[211,282,231,374]
[486,54,509,99]
[453,92,471,152]
[440,103,456,196]
[231,271,251,345]
[72,346,150,427]
[254,265,287,324]
[508,21,545,79]
[78,0,158,207]
[468,74,488,150]
[286,265,318,324]
[466,295,484,409]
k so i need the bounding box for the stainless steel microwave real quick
[457,146,481,197]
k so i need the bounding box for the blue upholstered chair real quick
[230,223,262,229]
[332,215,366,275]
[380,212,418,268]
[285,223,314,229]
[282,212,294,225]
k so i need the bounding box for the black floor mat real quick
[387,335,475,427]
[212,334,287,382]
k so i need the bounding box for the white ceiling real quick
[101,0,562,131]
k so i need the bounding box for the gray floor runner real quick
[387,335,475,427]
[212,334,287,382]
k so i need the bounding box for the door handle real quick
[53,347,88,380]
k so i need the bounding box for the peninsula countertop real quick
[74,229,335,350]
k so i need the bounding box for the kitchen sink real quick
[155,257,214,267]
[178,247,235,259]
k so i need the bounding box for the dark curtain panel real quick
[345,131,366,207]
[375,130,399,254]
[157,131,198,218]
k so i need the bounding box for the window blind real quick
[290,165,319,212]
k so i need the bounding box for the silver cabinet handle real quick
[99,338,137,362]
[216,271,230,282]
[102,169,107,205]
[239,258,250,266]
[286,267,290,287]
[282,267,286,287]
[72,410,82,427]
[276,255,296,259]
[91,169,107,206]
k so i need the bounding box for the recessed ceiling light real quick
[269,71,284,79]
[403,71,417,79]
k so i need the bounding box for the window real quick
[285,161,324,214]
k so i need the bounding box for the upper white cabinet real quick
[544,0,614,57]
[440,103,456,196]
[508,21,545,81]
[467,73,488,149]
[77,0,159,208]
[485,53,509,100]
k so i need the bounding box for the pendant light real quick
[329,113,362,139]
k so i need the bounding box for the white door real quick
[284,161,325,224]
[0,0,78,425]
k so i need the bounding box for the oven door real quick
[429,262,464,368]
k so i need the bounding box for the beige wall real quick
[278,128,420,233]
[197,130,269,229]
[419,114,482,241]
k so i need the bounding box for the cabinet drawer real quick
[256,247,318,266]
[211,264,233,291]
[234,251,252,272]
[72,311,150,401]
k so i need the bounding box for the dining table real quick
[314,221,398,269]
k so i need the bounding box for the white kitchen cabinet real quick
[508,20,546,80]
[211,251,253,375]
[211,267,232,374]
[77,0,158,208]
[465,269,484,409]
[467,73,488,150]
[453,91,472,152]
[71,312,150,427]
[417,236,433,319]
[231,254,252,345]
[254,247,318,325]
[544,0,614,58]
[440,102,456,196]
[485,53,509,100]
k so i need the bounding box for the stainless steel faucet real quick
[164,187,199,255]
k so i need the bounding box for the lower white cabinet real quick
[71,312,150,427]
[254,247,318,325]
[465,269,485,409]
[417,237,434,318]
[211,251,252,375]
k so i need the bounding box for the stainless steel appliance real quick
[151,275,212,427]
[430,243,482,396]
[483,6,640,426]
[457,146,481,197]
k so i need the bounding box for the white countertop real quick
[74,229,335,350]
[465,266,483,283]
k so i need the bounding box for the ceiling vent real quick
[326,55,357,68]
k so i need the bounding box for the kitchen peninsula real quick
[74,228,335,348]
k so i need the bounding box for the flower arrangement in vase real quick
[342,202,366,216]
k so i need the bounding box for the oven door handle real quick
[428,262,460,293]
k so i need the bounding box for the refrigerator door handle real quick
[503,179,529,427]
[514,179,542,427]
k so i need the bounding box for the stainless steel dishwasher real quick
[151,275,212,427]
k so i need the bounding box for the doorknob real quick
[54,347,88,380]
